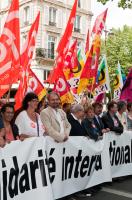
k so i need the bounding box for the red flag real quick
[27,69,47,101]
[56,0,78,55]
[85,29,90,54]
[77,46,94,94]
[47,0,78,84]
[94,92,105,103]
[92,8,108,35]
[0,0,20,97]
[15,12,40,110]
[77,34,101,94]
[54,70,73,104]
[63,39,77,80]
[120,68,132,102]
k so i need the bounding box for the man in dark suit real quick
[102,101,123,134]
[92,102,110,135]
[67,104,85,136]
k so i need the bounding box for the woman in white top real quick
[15,92,45,140]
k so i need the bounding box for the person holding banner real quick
[15,92,45,140]
[40,92,71,142]
[67,104,85,136]
[102,101,123,134]
[116,101,127,130]
[92,102,110,134]
[82,105,103,141]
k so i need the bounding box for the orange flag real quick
[0,0,20,97]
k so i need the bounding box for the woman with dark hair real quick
[15,92,45,139]
[1,103,19,142]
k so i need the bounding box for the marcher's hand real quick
[98,135,103,140]
[63,135,68,142]
[106,128,110,132]
[102,129,107,134]
[0,136,6,148]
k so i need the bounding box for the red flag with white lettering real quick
[0,0,20,97]
[56,0,78,55]
[47,0,78,84]
[15,12,40,110]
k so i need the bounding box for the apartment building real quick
[0,0,93,84]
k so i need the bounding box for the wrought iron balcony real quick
[36,48,55,59]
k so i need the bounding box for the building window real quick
[24,6,30,25]
[74,15,81,33]
[49,7,57,26]
[78,0,81,8]
[48,36,56,59]
[44,70,50,81]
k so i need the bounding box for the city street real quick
[62,176,132,200]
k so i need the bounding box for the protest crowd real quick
[0,0,132,199]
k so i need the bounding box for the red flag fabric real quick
[0,0,20,97]
[47,0,78,84]
[77,46,94,94]
[92,8,108,35]
[94,92,105,103]
[56,0,78,55]
[54,70,73,104]
[15,12,40,110]
[77,34,101,94]
[120,68,132,102]
[63,39,77,80]
[27,69,47,101]
[85,29,90,54]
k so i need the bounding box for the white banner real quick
[0,137,54,200]
[0,132,132,200]
[46,135,111,199]
[107,131,132,178]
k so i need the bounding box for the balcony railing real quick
[74,27,80,33]
[49,21,56,26]
[36,48,55,59]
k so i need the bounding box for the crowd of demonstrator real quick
[0,92,132,199]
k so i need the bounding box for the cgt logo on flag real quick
[56,78,66,92]
[0,0,20,83]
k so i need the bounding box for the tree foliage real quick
[97,0,132,9]
[101,25,132,85]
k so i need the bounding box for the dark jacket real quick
[93,116,104,135]
[67,114,85,136]
[82,118,101,141]
[102,112,123,134]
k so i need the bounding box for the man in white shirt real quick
[40,92,71,142]
[116,101,127,130]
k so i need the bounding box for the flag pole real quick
[6,84,12,103]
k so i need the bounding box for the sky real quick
[91,0,132,30]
